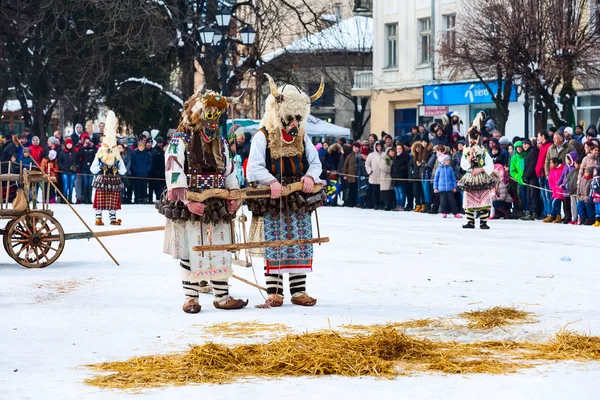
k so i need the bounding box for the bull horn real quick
[199,85,206,95]
[264,73,281,100]
[227,92,244,105]
[310,77,325,102]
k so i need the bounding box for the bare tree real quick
[0,0,169,138]
[440,0,600,133]
[439,0,521,134]
[520,0,600,128]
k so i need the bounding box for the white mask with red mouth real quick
[280,115,302,144]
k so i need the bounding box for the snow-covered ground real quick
[1,205,599,400]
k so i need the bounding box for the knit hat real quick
[438,154,450,165]
[499,136,510,145]
[564,127,574,135]
[522,138,532,146]
[65,138,74,146]
[48,137,60,146]
[360,146,370,156]
[48,150,57,160]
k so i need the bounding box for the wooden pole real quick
[12,137,120,266]
[186,182,324,203]
[233,274,266,292]
[93,226,165,237]
[193,237,329,252]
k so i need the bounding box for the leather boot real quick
[267,294,284,307]
[213,296,249,310]
[182,299,201,314]
[290,293,317,306]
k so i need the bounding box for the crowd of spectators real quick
[0,125,167,205]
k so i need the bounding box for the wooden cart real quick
[0,169,65,268]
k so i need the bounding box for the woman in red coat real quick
[28,136,45,166]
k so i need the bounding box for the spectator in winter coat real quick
[557,151,578,224]
[130,142,152,203]
[563,127,583,156]
[342,142,360,208]
[544,157,566,223]
[78,137,97,204]
[431,127,449,147]
[489,138,509,166]
[20,149,34,170]
[564,156,582,224]
[324,143,344,177]
[391,144,410,211]
[21,127,33,147]
[409,142,426,213]
[522,139,540,219]
[510,141,527,214]
[58,139,78,203]
[591,168,600,226]
[71,123,84,147]
[28,136,44,165]
[576,167,595,224]
[433,154,461,218]
[379,148,394,211]
[585,125,598,144]
[357,146,370,208]
[578,144,598,183]
[366,141,383,209]
[41,150,58,203]
[1,131,18,173]
[149,137,166,202]
[492,164,512,219]
[536,131,553,217]
[545,131,575,177]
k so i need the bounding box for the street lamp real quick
[239,26,256,46]
[198,26,216,45]
[199,5,256,136]
[215,6,232,28]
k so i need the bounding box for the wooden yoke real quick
[186,181,324,203]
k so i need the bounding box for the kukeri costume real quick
[457,111,495,229]
[157,89,247,313]
[246,74,326,307]
[90,111,127,226]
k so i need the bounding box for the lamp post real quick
[523,82,530,138]
[199,6,256,137]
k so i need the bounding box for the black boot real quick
[480,222,490,230]
[462,223,475,229]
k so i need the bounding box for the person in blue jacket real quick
[130,140,152,203]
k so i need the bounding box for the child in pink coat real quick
[545,157,566,223]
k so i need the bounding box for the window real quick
[444,14,456,50]
[384,23,397,68]
[418,18,431,64]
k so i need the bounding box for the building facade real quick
[356,0,528,140]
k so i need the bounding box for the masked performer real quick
[458,111,496,229]
[158,89,247,313]
[247,74,326,307]
[90,111,127,226]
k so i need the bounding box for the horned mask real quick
[96,110,121,166]
[467,111,487,146]
[260,73,324,158]
[177,89,242,143]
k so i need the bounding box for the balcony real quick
[352,71,373,97]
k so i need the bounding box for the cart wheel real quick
[6,212,65,268]
[3,219,14,254]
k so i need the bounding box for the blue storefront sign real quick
[423,81,517,106]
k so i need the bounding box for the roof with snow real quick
[261,16,372,63]
[3,100,32,113]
